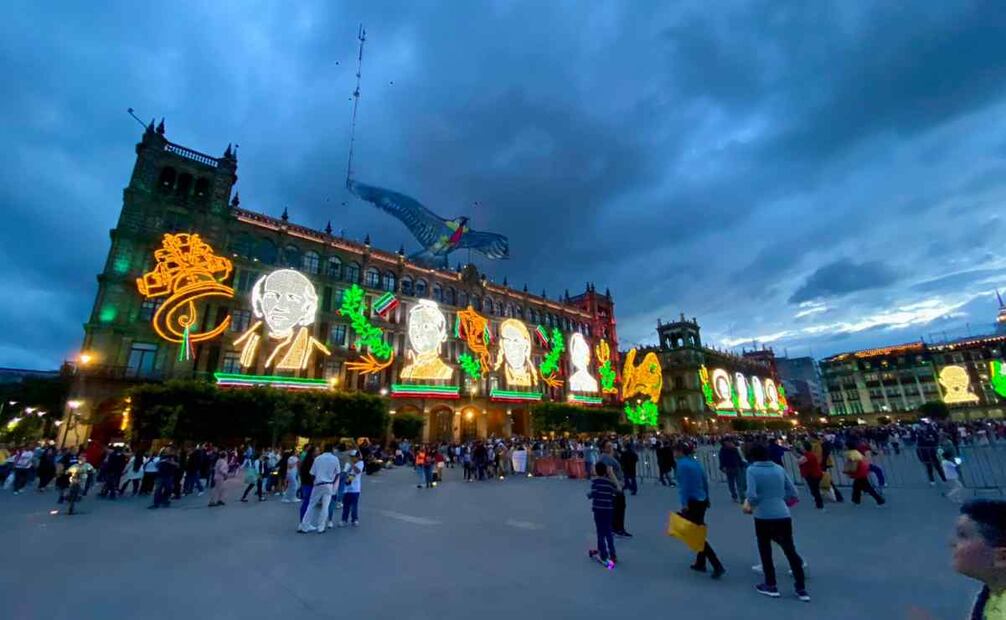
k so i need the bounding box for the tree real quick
[392,413,424,440]
[918,400,951,421]
[530,403,627,434]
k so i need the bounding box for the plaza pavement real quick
[0,465,985,620]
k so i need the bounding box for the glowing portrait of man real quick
[711,368,732,410]
[495,319,537,387]
[235,269,330,371]
[751,376,766,411]
[568,333,599,393]
[939,365,980,405]
[735,373,751,410]
[764,379,780,410]
[400,300,453,380]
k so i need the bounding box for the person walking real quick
[719,438,747,503]
[240,452,268,502]
[744,443,810,602]
[119,449,145,496]
[149,449,178,509]
[675,441,725,579]
[844,440,885,506]
[282,449,300,503]
[183,445,205,496]
[101,445,126,499]
[620,443,639,496]
[797,441,824,510]
[140,451,159,495]
[657,439,676,487]
[586,461,620,569]
[338,450,365,527]
[12,447,34,494]
[298,444,340,534]
[916,429,946,486]
[599,440,631,538]
[208,450,230,507]
[298,445,317,522]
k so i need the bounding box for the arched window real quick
[432,283,443,302]
[484,297,493,315]
[505,304,513,318]
[472,297,481,312]
[175,173,193,197]
[401,276,414,296]
[365,267,381,288]
[445,287,456,306]
[255,238,277,264]
[415,279,428,297]
[157,167,176,192]
[515,306,523,319]
[230,234,253,258]
[193,178,211,199]
[459,291,468,307]
[496,301,503,316]
[382,271,396,292]
[326,256,342,279]
[282,244,300,268]
[302,251,320,275]
[344,262,360,283]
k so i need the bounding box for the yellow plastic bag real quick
[667,512,707,553]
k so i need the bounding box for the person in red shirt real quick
[797,441,824,510]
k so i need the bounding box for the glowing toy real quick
[340,284,394,375]
[400,300,454,380]
[595,340,618,394]
[456,306,492,376]
[496,319,539,388]
[136,233,235,360]
[348,180,509,268]
[990,361,1006,398]
[538,327,565,389]
[939,365,979,404]
[568,333,599,393]
[233,269,331,371]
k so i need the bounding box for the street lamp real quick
[379,387,388,397]
[79,353,93,366]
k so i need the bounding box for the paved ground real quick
[0,465,987,620]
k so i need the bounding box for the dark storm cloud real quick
[789,259,899,304]
[3,1,1006,368]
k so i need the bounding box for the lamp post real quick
[60,400,83,449]
[61,352,93,449]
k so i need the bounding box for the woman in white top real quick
[119,450,146,496]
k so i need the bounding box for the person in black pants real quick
[599,441,631,537]
[916,431,946,485]
[657,440,675,486]
[675,442,724,578]
[620,443,639,496]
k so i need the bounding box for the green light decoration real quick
[539,328,565,377]
[458,353,482,381]
[99,305,117,323]
[625,400,659,426]
[339,284,392,360]
[599,360,616,392]
[777,383,789,411]
[747,384,756,410]
[991,361,1006,398]
[730,384,740,412]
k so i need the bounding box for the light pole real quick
[60,400,83,449]
[61,352,94,449]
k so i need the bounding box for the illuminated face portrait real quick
[765,379,780,409]
[751,376,765,410]
[569,333,598,393]
[712,368,732,406]
[252,269,319,337]
[496,319,536,387]
[408,300,447,355]
[939,365,980,404]
[735,373,750,410]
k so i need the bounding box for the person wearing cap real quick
[338,450,365,527]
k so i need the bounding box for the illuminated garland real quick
[625,401,658,426]
[991,361,1006,398]
[539,327,565,388]
[458,353,482,381]
[777,384,789,411]
[340,284,394,374]
[698,366,715,408]
[595,340,617,394]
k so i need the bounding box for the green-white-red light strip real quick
[569,394,603,406]
[391,384,460,399]
[490,388,542,403]
[214,373,330,390]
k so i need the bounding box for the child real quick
[942,456,964,504]
[951,500,1006,618]
[587,462,621,569]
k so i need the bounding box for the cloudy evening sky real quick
[2,2,1006,369]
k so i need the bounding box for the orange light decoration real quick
[345,351,395,375]
[622,348,662,403]
[136,234,234,353]
[457,306,492,375]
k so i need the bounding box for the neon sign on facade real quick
[699,365,786,417]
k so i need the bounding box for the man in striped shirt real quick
[587,462,621,567]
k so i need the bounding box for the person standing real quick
[140,451,160,495]
[797,441,824,510]
[149,448,178,509]
[587,461,620,568]
[620,443,639,496]
[719,438,746,503]
[599,440,631,538]
[119,449,145,496]
[657,439,676,487]
[298,445,317,522]
[338,450,365,527]
[744,443,810,602]
[208,450,230,507]
[298,444,340,534]
[101,446,126,499]
[36,447,57,492]
[675,441,725,579]
[282,449,300,503]
[916,429,946,486]
[12,447,34,494]
[950,500,1006,619]
[183,445,205,496]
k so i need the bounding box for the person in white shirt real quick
[338,450,365,527]
[298,445,340,534]
[282,452,300,503]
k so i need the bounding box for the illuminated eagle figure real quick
[348,179,509,269]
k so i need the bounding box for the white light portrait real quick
[495,319,537,387]
[568,333,598,393]
[735,372,751,410]
[400,300,453,380]
[751,376,765,411]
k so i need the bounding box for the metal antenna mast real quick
[345,24,367,186]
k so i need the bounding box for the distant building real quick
[0,368,60,385]
[775,356,828,415]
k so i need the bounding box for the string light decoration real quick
[595,340,617,394]
[120,397,131,432]
[400,300,454,380]
[699,365,784,417]
[569,394,603,406]
[622,348,662,427]
[136,233,235,359]
[568,333,599,393]
[939,365,980,404]
[235,269,331,371]
[458,353,482,381]
[391,383,460,399]
[456,306,492,376]
[489,388,542,403]
[497,319,539,387]
[539,327,565,389]
[534,325,549,347]
[340,284,394,375]
[214,372,330,390]
[698,366,715,408]
[990,361,1006,398]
